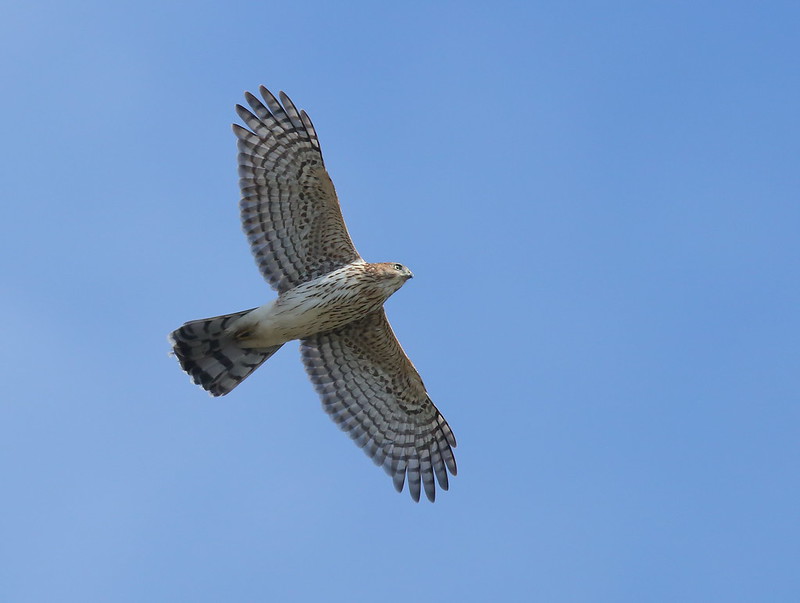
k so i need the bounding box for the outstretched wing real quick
[300,310,457,502]
[233,87,361,293]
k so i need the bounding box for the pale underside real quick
[229,261,401,348]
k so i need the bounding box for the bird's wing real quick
[233,87,361,293]
[300,309,457,502]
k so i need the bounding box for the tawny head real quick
[365,262,414,295]
[375,262,414,280]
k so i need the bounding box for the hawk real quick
[169,87,456,502]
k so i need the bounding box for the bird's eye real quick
[393,264,403,271]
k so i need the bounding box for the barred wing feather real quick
[300,310,457,502]
[233,87,361,293]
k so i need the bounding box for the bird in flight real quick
[169,87,456,502]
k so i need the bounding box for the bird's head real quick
[387,262,414,281]
[368,262,414,295]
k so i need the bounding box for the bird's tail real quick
[169,309,282,396]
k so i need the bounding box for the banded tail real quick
[169,309,282,396]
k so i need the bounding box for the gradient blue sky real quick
[2,1,798,601]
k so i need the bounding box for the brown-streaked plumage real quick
[169,87,456,502]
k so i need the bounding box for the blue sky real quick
[2,1,798,601]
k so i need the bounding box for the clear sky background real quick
[2,1,798,601]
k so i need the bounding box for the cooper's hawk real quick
[169,87,456,502]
